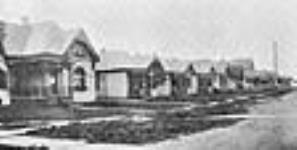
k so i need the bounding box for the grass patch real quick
[24,106,243,144]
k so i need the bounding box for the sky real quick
[1,0,297,77]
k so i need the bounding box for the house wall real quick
[151,74,172,97]
[187,75,199,95]
[147,58,172,97]
[97,72,129,98]
[61,68,70,97]
[96,72,107,97]
[0,90,9,105]
[128,72,148,98]
[66,40,98,103]
[71,61,96,102]
[170,74,190,97]
[198,74,213,94]
[0,54,9,105]
[47,68,70,98]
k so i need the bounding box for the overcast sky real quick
[1,0,297,77]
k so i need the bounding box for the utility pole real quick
[272,41,279,87]
[273,41,278,75]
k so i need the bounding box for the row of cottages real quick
[95,50,188,98]
[191,60,237,93]
[3,21,100,103]
[242,69,291,90]
[190,58,256,93]
[95,50,242,99]
[0,21,10,105]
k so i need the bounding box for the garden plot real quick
[24,105,243,144]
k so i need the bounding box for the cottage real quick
[96,54,192,98]
[0,22,10,105]
[146,58,171,97]
[243,70,276,91]
[96,50,152,98]
[191,62,237,93]
[184,64,199,95]
[4,21,99,103]
[147,58,193,97]
[96,68,149,98]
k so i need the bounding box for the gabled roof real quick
[229,59,254,70]
[185,63,196,74]
[213,60,229,73]
[191,59,231,74]
[96,49,152,70]
[192,59,213,73]
[159,58,189,72]
[3,21,99,61]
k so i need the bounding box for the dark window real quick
[74,67,87,91]
[95,73,101,90]
[0,70,7,89]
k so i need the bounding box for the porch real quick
[8,59,71,102]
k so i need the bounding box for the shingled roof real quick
[3,21,99,61]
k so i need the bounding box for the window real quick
[73,67,87,91]
[95,73,101,90]
[0,69,7,89]
[72,42,86,57]
[74,46,84,56]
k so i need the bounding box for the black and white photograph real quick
[0,0,296,149]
